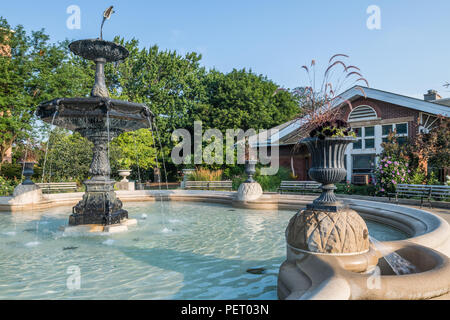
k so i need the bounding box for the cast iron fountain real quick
[36,9,153,227]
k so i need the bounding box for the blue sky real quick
[2,0,450,99]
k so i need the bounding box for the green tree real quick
[0,17,93,166]
[43,128,93,183]
[199,68,299,132]
[111,128,157,170]
[105,38,208,144]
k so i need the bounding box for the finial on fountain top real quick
[100,6,115,40]
[68,5,128,98]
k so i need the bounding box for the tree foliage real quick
[111,129,157,170]
[198,68,299,132]
[0,17,94,165]
[42,128,93,183]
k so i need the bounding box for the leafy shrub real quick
[410,170,426,185]
[232,166,293,192]
[0,176,17,196]
[0,163,22,180]
[336,182,376,196]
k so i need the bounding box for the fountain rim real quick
[36,97,154,118]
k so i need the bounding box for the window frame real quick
[381,122,408,144]
[352,126,376,150]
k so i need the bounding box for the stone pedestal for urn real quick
[118,169,131,182]
[36,38,153,230]
[11,162,43,205]
[285,137,370,254]
[116,169,135,191]
[278,137,378,299]
[237,160,263,202]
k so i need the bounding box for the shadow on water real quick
[116,245,283,299]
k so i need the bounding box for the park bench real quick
[278,181,322,194]
[185,181,233,191]
[36,182,78,193]
[389,184,450,208]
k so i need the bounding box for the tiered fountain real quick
[36,11,153,231]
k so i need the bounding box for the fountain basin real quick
[36,97,152,133]
[69,39,129,62]
[0,200,408,299]
[279,242,450,300]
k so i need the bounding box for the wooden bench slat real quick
[279,181,321,194]
[391,184,450,208]
[36,182,78,193]
[185,181,232,191]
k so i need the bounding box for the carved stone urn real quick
[244,160,257,183]
[118,169,132,182]
[20,162,36,185]
[237,160,262,202]
[285,137,370,254]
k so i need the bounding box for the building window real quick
[348,105,378,122]
[352,126,375,150]
[381,123,408,145]
[352,154,376,174]
[365,139,375,149]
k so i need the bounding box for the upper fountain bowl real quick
[69,39,129,62]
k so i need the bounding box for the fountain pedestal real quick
[278,137,376,299]
[70,179,128,225]
[285,137,370,255]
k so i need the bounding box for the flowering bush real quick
[373,156,411,196]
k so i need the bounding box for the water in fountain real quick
[20,141,28,181]
[41,109,59,183]
[152,118,169,190]
[370,236,418,275]
[146,116,170,232]
[132,136,142,184]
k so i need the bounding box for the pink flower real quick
[385,164,388,167]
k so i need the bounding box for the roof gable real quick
[339,86,450,117]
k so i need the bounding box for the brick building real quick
[254,86,450,183]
